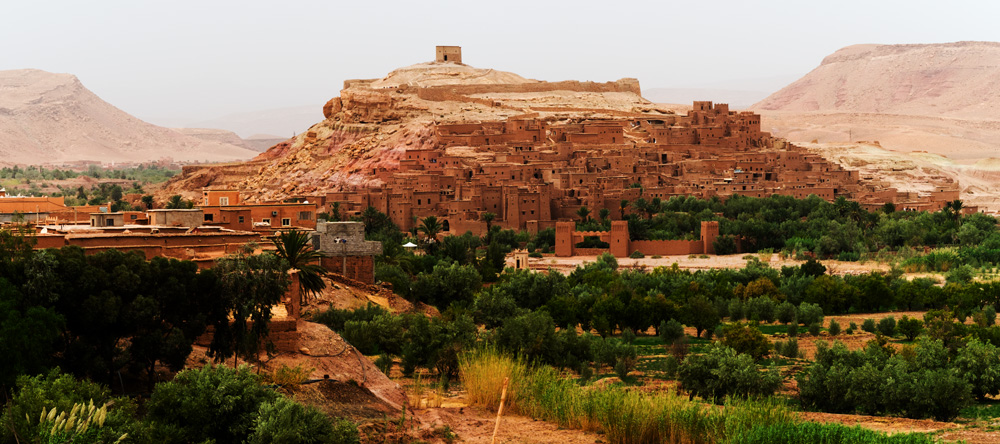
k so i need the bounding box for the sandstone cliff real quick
[0,69,259,165]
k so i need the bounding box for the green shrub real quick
[746,297,775,324]
[613,343,638,380]
[946,264,975,284]
[375,353,394,376]
[828,319,841,336]
[729,299,746,321]
[775,302,796,325]
[985,306,997,326]
[953,339,1000,401]
[659,319,685,343]
[849,322,858,331]
[678,344,782,403]
[629,250,644,259]
[798,340,973,421]
[0,370,142,444]
[662,356,679,378]
[877,316,897,337]
[786,322,799,337]
[528,251,543,258]
[861,318,877,333]
[898,316,924,341]
[773,338,799,359]
[808,322,821,336]
[721,323,771,360]
[621,327,636,344]
[248,397,359,444]
[798,303,824,326]
[714,235,738,255]
[578,362,593,382]
[836,251,861,262]
[146,364,279,444]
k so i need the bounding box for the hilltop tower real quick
[435,46,462,63]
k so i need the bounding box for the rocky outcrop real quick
[162,61,651,201]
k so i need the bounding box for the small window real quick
[298,211,312,221]
[219,196,229,206]
[262,218,271,225]
[205,214,214,222]
[238,216,245,224]
[106,218,115,226]
[282,218,291,226]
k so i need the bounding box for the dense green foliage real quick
[797,339,976,420]
[1,366,358,444]
[0,370,145,444]
[146,364,280,443]
[678,343,783,402]
[461,348,937,444]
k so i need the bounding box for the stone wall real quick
[320,255,375,284]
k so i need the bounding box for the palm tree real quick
[633,198,649,219]
[166,195,190,209]
[647,197,662,219]
[480,212,496,244]
[418,216,443,254]
[576,206,591,223]
[273,230,327,304]
[599,208,610,222]
[946,199,964,223]
[619,200,630,219]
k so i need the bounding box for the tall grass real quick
[460,348,941,444]
[457,347,527,412]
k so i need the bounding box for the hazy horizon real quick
[4,0,999,135]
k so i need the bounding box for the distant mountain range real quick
[0,69,260,165]
[754,41,1000,119]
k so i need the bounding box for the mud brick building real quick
[320,101,967,256]
[310,221,382,284]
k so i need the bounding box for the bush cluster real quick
[797,339,987,420]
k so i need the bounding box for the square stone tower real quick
[435,46,462,63]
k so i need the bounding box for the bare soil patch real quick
[415,405,603,444]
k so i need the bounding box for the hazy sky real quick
[3,0,999,128]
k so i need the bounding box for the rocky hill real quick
[162,60,654,201]
[0,69,259,165]
[751,42,1000,209]
[754,41,1000,118]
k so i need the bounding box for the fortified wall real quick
[555,220,721,257]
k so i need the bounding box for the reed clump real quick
[460,347,939,444]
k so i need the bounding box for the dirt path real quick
[528,253,901,277]
[798,411,1000,443]
[413,405,603,444]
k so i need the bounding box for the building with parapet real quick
[310,221,383,283]
[435,46,462,63]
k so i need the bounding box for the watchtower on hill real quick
[435,46,462,63]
